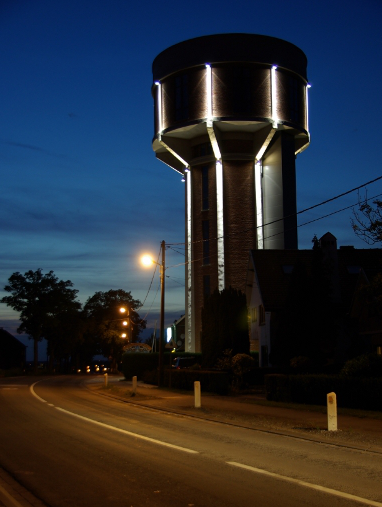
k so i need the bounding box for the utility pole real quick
[159,240,165,387]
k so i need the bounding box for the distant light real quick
[121,333,127,338]
[155,81,160,86]
[184,167,190,173]
[181,176,186,182]
[272,65,278,70]
[307,83,312,88]
[122,321,128,326]
[119,307,126,313]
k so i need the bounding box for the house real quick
[0,328,27,370]
[166,315,185,351]
[246,233,382,367]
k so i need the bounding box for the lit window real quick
[259,305,265,326]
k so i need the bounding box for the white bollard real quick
[132,375,137,395]
[327,392,337,431]
[104,373,108,387]
[194,381,201,408]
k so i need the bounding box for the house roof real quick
[248,246,382,311]
[0,328,26,351]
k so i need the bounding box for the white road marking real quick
[30,382,47,403]
[227,461,382,506]
[30,381,198,455]
[55,407,199,454]
[0,483,25,507]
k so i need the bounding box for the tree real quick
[201,287,249,368]
[0,269,81,372]
[82,289,146,372]
[352,199,382,245]
[43,308,86,372]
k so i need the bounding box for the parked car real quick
[172,357,196,369]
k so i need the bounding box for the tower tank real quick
[151,34,310,352]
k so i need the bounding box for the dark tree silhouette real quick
[83,289,146,371]
[352,199,382,245]
[1,269,80,372]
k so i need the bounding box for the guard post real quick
[327,392,337,431]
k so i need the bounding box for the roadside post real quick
[132,376,137,395]
[327,392,337,431]
[194,381,201,408]
[104,373,108,387]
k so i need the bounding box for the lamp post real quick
[141,240,165,387]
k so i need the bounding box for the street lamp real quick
[119,307,132,342]
[141,240,165,387]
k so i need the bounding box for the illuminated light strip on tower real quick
[306,82,311,134]
[216,160,225,290]
[206,64,212,121]
[186,170,192,351]
[155,81,162,134]
[255,129,277,162]
[271,65,278,128]
[206,64,222,160]
[255,161,264,249]
[158,139,189,168]
[295,82,311,156]
[206,63,224,288]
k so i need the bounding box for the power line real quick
[163,192,382,269]
[137,178,382,303]
[167,175,382,247]
[136,247,161,312]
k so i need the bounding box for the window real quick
[193,143,213,158]
[203,275,211,300]
[347,266,361,274]
[261,345,269,367]
[250,307,257,323]
[175,74,189,121]
[202,220,210,265]
[202,166,209,210]
[259,305,265,326]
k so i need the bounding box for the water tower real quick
[151,34,310,352]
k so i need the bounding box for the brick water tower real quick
[151,34,310,352]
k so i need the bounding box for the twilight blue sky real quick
[1,0,382,357]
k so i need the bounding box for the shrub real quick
[265,373,382,410]
[341,353,382,378]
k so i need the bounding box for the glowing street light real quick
[141,254,154,268]
[119,307,132,342]
[141,241,165,387]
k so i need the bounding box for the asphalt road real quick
[1,375,382,507]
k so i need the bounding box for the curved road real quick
[1,376,382,507]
